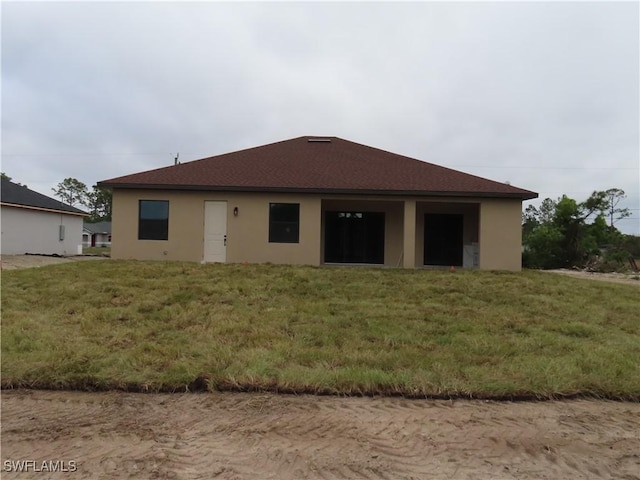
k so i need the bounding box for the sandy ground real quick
[546,269,640,287]
[0,254,106,270]
[1,390,639,480]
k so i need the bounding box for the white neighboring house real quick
[1,178,88,255]
[83,221,111,248]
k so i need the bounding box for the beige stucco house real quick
[1,177,87,255]
[99,136,537,271]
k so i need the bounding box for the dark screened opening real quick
[269,203,300,243]
[424,214,463,266]
[324,211,385,264]
[139,200,169,240]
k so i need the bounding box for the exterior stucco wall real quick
[0,205,84,255]
[111,189,523,270]
[111,190,321,265]
[95,233,111,247]
[479,199,523,271]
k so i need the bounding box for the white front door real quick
[203,201,227,263]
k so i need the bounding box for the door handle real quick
[224,235,227,246]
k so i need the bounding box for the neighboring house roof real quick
[83,221,112,234]
[1,177,88,215]
[99,136,538,200]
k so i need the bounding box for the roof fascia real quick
[102,183,538,200]
[0,202,89,217]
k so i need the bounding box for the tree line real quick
[52,178,112,223]
[522,188,638,270]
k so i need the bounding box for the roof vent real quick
[307,137,332,143]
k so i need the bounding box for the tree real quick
[0,172,11,180]
[522,189,624,269]
[522,223,565,269]
[603,188,631,227]
[552,195,584,266]
[522,204,540,239]
[52,178,88,208]
[522,198,558,244]
[538,197,557,224]
[87,186,112,222]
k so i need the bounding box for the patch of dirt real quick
[1,390,638,479]
[546,269,640,287]
[0,254,106,270]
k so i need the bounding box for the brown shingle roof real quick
[99,136,537,199]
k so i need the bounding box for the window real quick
[338,212,363,219]
[269,203,299,243]
[139,200,169,240]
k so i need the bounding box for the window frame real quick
[138,200,169,241]
[268,203,300,244]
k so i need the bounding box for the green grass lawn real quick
[2,261,638,399]
[82,246,111,256]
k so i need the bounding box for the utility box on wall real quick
[463,242,479,268]
[59,225,66,241]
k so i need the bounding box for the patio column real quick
[403,200,416,268]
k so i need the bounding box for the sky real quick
[2,1,639,234]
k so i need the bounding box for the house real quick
[98,136,538,271]
[1,177,88,255]
[83,221,112,248]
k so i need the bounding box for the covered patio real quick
[320,198,484,269]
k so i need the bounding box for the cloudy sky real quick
[2,1,639,234]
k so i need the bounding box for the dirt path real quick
[545,269,640,287]
[1,390,638,479]
[0,254,106,270]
